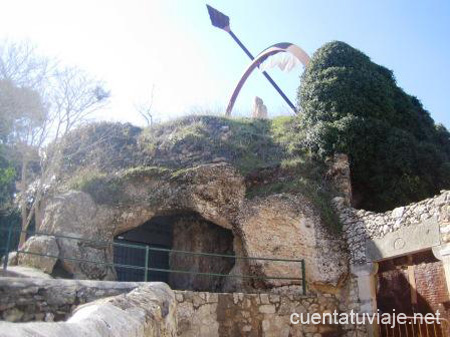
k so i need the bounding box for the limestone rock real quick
[0,266,53,279]
[169,217,235,291]
[17,118,355,292]
[0,282,177,337]
[17,235,59,274]
[19,160,350,291]
[1,251,18,266]
[252,96,268,119]
[238,194,348,288]
[326,153,352,205]
[20,163,245,281]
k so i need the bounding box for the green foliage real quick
[246,155,341,232]
[0,166,15,207]
[0,146,16,210]
[0,79,48,145]
[121,166,170,180]
[139,115,288,175]
[68,170,123,205]
[298,41,450,211]
[63,115,340,232]
[58,122,142,176]
[0,208,21,260]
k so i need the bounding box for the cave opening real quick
[113,212,236,292]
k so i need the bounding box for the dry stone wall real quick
[175,289,363,337]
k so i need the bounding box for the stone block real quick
[259,304,276,314]
[366,217,440,261]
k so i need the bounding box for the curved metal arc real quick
[225,43,310,116]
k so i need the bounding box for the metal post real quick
[2,225,13,271]
[144,245,149,282]
[301,259,306,295]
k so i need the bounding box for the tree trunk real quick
[18,158,28,247]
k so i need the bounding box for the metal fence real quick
[0,225,306,294]
[379,316,449,337]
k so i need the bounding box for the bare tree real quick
[0,41,53,245]
[50,67,109,137]
[0,40,110,246]
[135,85,155,127]
[0,40,53,90]
[22,67,110,242]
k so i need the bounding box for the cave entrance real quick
[114,212,236,292]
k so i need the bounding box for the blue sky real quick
[0,0,449,127]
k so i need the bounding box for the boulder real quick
[0,266,53,279]
[17,235,59,274]
[1,251,18,266]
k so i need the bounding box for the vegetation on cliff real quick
[59,115,306,177]
[298,41,450,211]
[58,115,340,230]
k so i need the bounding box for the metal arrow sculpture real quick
[206,4,300,116]
[226,42,310,116]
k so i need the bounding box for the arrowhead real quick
[206,4,230,31]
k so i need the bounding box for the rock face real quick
[15,118,350,292]
[39,190,117,279]
[0,277,141,322]
[169,217,235,291]
[16,161,347,291]
[325,153,352,206]
[238,194,347,288]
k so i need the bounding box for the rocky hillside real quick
[59,115,301,175]
[53,115,339,230]
[13,115,350,289]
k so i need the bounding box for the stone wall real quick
[335,190,450,265]
[0,276,366,337]
[175,289,363,337]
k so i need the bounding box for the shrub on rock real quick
[298,41,450,211]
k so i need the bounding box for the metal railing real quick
[379,316,449,337]
[0,226,307,294]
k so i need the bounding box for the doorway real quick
[377,250,450,336]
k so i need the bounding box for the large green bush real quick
[298,41,450,211]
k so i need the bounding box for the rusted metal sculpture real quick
[206,5,301,115]
[225,42,310,116]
